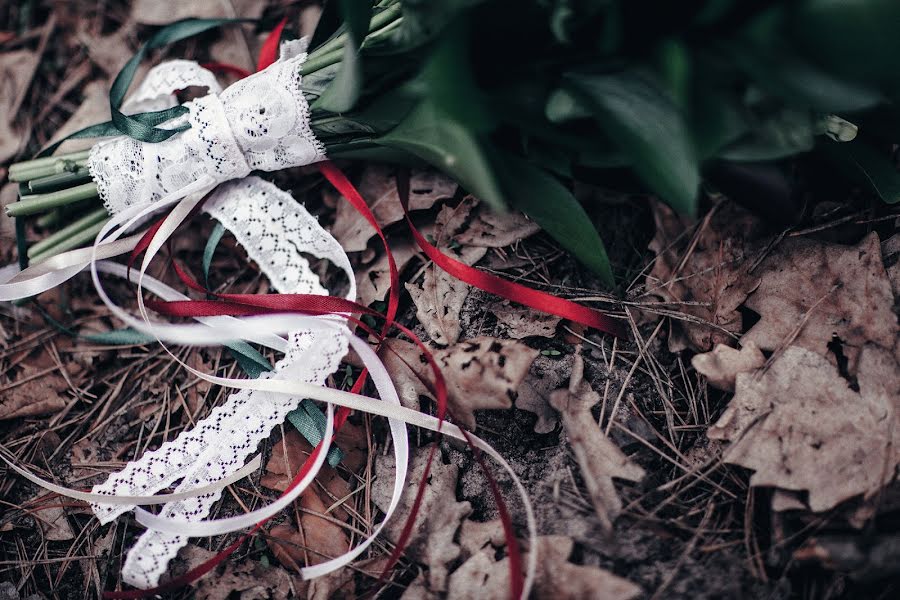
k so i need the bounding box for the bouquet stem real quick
[29,210,109,263]
[6,182,99,217]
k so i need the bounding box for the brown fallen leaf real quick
[458,518,505,560]
[709,344,900,512]
[1,366,69,420]
[691,342,766,392]
[356,240,418,307]
[882,233,900,300]
[549,352,645,533]
[0,49,39,163]
[177,544,302,600]
[330,167,457,252]
[514,354,574,434]
[267,487,350,569]
[50,80,110,155]
[742,232,898,375]
[261,427,365,521]
[78,23,136,78]
[446,536,641,600]
[376,337,538,429]
[372,445,472,592]
[489,300,561,339]
[644,200,765,352]
[31,504,75,541]
[454,205,541,248]
[307,556,388,600]
[405,198,487,345]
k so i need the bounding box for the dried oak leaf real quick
[178,545,300,600]
[330,167,457,252]
[514,354,573,434]
[372,446,472,592]
[742,232,898,375]
[356,239,418,306]
[377,337,538,429]
[446,536,641,600]
[406,198,487,345]
[549,353,645,532]
[1,366,69,420]
[489,300,561,340]
[454,205,541,248]
[692,342,766,392]
[644,200,765,352]
[266,487,350,569]
[709,345,900,512]
[0,49,39,163]
[31,504,75,541]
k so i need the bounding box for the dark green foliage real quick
[307,0,900,286]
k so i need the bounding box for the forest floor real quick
[1,2,899,600]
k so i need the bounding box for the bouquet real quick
[3,0,900,595]
[8,0,900,284]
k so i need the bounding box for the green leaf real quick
[562,70,700,214]
[545,88,592,123]
[393,0,484,48]
[820,139,900,204]
[312,43,364,113]
[719,106,815,162]
[498,154,614,287]
[792,0,900,83]
[375,99,506,209]
[310,1,373,114]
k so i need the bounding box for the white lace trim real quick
[91,178,352,588]
[88,40,325,215]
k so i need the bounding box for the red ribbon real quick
[256,17,287,71]
[395,169,626,338]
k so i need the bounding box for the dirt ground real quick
[1,2,899,600]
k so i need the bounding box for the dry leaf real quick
[454,206,540,248]
[330,167,457,252]
[78,23,136,78]
[742,233,898,375]
[178,545,301,600]
[709,345,900,512]
[372,446,472,592]
[32,504,75,541]
[356,240,418,306]
[376,337,538,428]
[645,200,765,352]
[50,80,110,155]
[458,518,505,560]
[0,49,39,163]
[446,536,641,600]
[307,557,387,600]
[1,367,69,420]
[549,353,645,532]
[514,354,573,434]
[132,0,261,24]
[489,300,561,339]
[692,342,766,392]
[1,183,17,240]
[406,198,487,345]
[882,233,900,299]
[267,486,349,569]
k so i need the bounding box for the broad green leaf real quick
[498,154,614,287]
[312,43,363,113]
[792,0,900,83]
[393,0,484,48]
[545,88,592,123]
[562,71,700,214]
[719,106,815,162]
[820,139,900,204]
[375,99,506,209]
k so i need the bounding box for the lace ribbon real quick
[0,38,538,597]
[88,39,325,214]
